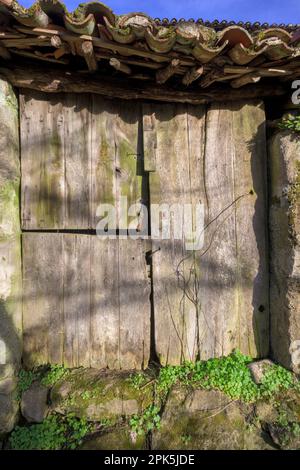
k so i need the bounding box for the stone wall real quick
[269,130,300,372]
[0,78,22,434]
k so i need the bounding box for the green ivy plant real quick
[40,365,68,387]
[9,414,91,450]
[128,372,148,389]
[278,114,300,133]
[17,364,69,399]
[129,405,161,436]
[17,369,39,399]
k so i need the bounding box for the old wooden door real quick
[20,92,269,368]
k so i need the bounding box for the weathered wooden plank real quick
[200,105,238,359]
[63,234,91,368]
[91,96,117,230]
[200,101,269,359]
[114,101,143,233]
[22,233,64,366]
[119,239,151,369]
[142,104,157,172]
[149,103,205,365]
[63,94,92,228]
[20,91,65,229]
[90,237,120,369]
[91,96,143,231]
[231,101,269,358]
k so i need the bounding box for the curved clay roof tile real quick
[192,40,228,63]
[261,28,292,43]
[257,38,295,59]
[118,13,153,39]
[64,12,95,35]
[103,16,136,44]
[145,27,176,53]
[74,1,114,25]
[217,26,253,48]
[228,43,268,65]
[6,2,50,28]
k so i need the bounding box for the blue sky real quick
[19,0,300,24]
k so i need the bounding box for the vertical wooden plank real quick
[20,91,65,229]
[90,96,117,229]
[232,101,269,358]
[64,94,92,228]
[119,239,151,369]
[91,96,143,230]
[90,237,120,369]
[201,101,268,359]
[115,101,143,225]
[63,234,91,368]
[23,233,64,366]
[200,105,238,359]
[149,103,205,365]
[143,104,157,172]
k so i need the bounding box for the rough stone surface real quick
[79,428,146,450]
[0,394,19,436]
[21,382,49,423]
[50,368,153,422]
[269,131,300,372]
[268,423,300,450]
[247,359,274,384]
[0,78,21,435]
[152,387,275,450]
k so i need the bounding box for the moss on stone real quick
[50,369,153,423]
[287,159,300,244]
[79,427,146,450]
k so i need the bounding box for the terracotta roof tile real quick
[0,1,299,90]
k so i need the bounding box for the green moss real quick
[0,179,20,241]
[37,130,64,227]
[96,134,115,206]
[118,139,142,205]
[287,160,300,243]
[79,427,146,450]
[50,369,153,423]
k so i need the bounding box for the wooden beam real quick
[0,44,11,60]
[9,50,69,64]
[156,59,180,84]
[231,73,261,88]
[109,58,131,75]
[79,40,98,72]
[50,35,62,49]
[0,64,287,105]
[224,65,292,77]
[182,66,204,86]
